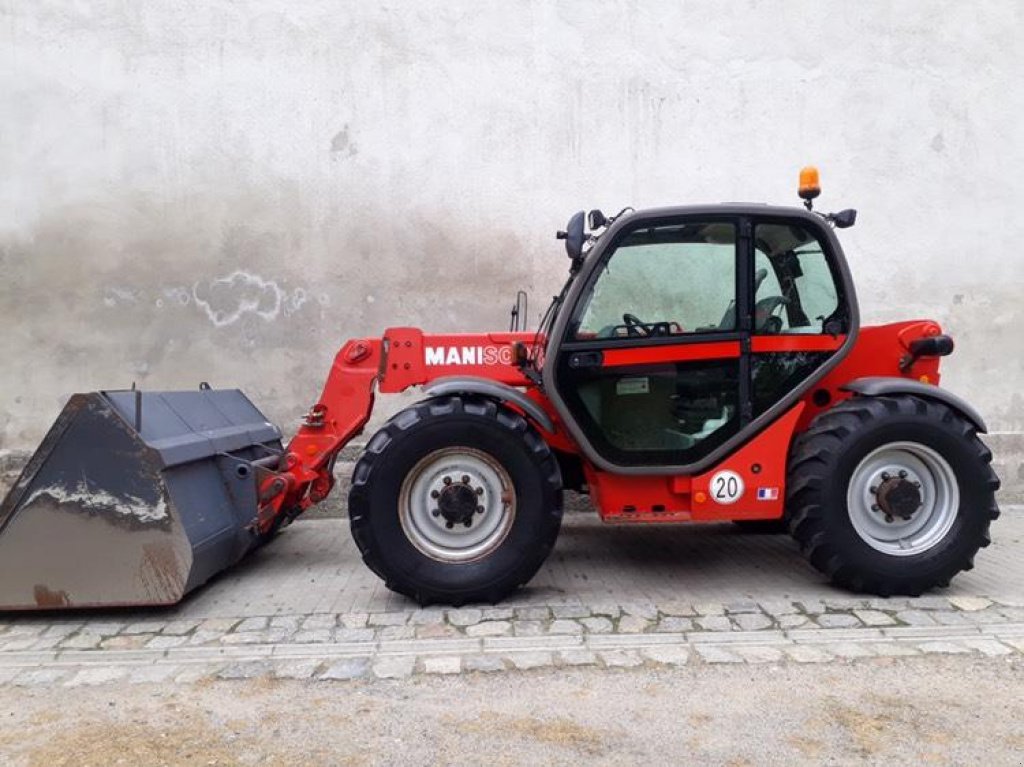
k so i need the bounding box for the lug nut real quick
[476,505,485,514]
[461,475,470,484]
[463,520,472,528]
[445,521,454,529]
[913,481,921,488]
[431,509,440,517]
[870,486,878,494]
[881,472,891,481]
[431,490,440,499]
[899,470,908,479]
[884,514,894,523]
[443,476,452,485]
[475,487,484,496]
[871,504,880,512]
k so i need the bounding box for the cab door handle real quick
[568,351,603,369]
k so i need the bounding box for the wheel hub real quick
[435,479,483,528]
[874,475,923,521]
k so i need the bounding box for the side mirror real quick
[556,211,586,261]
[832,209,857,228]
[587,209,607,230]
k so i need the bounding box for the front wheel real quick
[349,396,563,605]
[786,395,1000,596]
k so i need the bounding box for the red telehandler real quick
[0,169,1000,609]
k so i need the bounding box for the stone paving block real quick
[303,614,339,630]
[407,609,445,625]
[621,603,658,620]
[641,646,690,666]
[129,664,182,684]
[481,607,515,621]
[795,599,827,615]
[99,635,151,651]
[948,596,993,612]
[821,598,866,612]
[336,628,376,642]
[235,617,270,632]
[695,645,743,664]
[14,668,69,686]
[175,666,219,684]
[270,616,302,631]
[916,641,972,655]
[993,596,1024,608]
[655,617,694,633]
[930,611,972,626]
[198,618,240,633]
[321,657,371,681]
[815,614,862,629]
[158,620,198,636]
[660,601,697,617]
[187,630,223,646]
[581,617,614,634]
[378,626,416,641]
[589,603,621,618]
[466,621,512,638]
[784,645,833,663]
[64,667,129,687]
[146,634,190,650]
[896,610,936,626]
[367,612,408,627]
[2,637,43,652]
[512,620,545,637]
[423,656,461,675]
[513,607,550,622]
[416,624,461,639]
[758,600,799,618]
[30,635,64,650]
[507,651,554,670]
[463,654,506,673]
[547,619,583,635]
[777,615,811,630]
[552,605,591,619]
[961,638,1013,657]
[617,616,650,634]
[1002,638,1024,654]
[696,616,732,632]
[217,661,273,680]
[724,600,760,614]
[558,649,599,667]
[273,659,322,680]
[600,650,644,668]
[961,610,1006,625]
[372,655,416,679]
[218,632,266,646]
[825,642,876,659]
[61,633,105,650]
[694,602,725,616]
[866,598,909,611]
[908,596,954,610]
[733,645,784,664]
[997,607,1024,621]
[41,622,85,638]
[85,621,127,637]
[449,608,485,626]
[868,643,919,657]
[852,610,896,627]
[292,629,333,644]
[733,613,773,631]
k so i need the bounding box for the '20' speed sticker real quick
[709,470,745,504]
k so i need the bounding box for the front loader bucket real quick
[0,389,282,610]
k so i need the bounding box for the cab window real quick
[573,222,737,340]
[753,223,840,334]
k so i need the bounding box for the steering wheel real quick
[754,295,788,333]
[623,313,649,337]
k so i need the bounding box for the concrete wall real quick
[2,1,1022,463]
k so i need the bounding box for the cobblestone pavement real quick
[0,507,1020,687]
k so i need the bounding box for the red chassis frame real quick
[255,320,945,532]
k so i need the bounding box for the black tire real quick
[787,395,1000,596]
[348,396,563,605]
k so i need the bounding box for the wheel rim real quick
[398,447,516,563]
[846,441,959,557]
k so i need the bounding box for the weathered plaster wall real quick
[1,1,1022,451]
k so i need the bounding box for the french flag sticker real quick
[756,487,779,501]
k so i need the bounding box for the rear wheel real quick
[349,396,563,605]
[786,395,1000,596]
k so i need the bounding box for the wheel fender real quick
[840,377,987,433]
[423,376,555,434]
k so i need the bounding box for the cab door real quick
[549,215,753,471]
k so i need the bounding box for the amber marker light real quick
[798,166,821,208]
